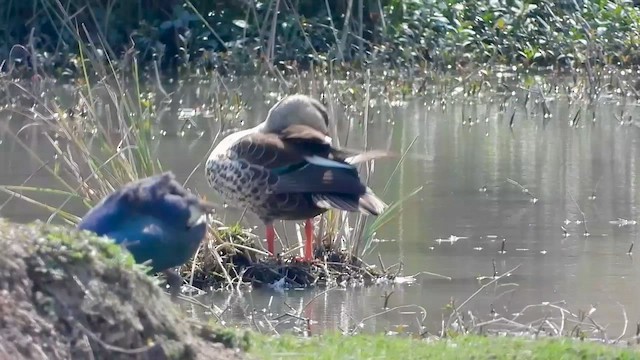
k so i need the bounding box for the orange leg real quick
[266,223,275,256]
[304,219,313,261]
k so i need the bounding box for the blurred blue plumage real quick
[77,172,213,295]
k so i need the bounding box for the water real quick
[2,81,640,338]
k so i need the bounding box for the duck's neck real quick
[210,125,262,157]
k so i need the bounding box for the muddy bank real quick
[0,219,249,360]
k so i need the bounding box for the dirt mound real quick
[0,219,250,360]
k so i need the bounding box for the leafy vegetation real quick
[3,0,640,78]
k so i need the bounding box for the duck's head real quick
[261,94,330,135]
[78,172,215,236]
[131,172,214,230]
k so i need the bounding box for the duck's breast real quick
[205,155,274,213]
[206,127,281,207]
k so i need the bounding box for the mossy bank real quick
[0,219,248,360]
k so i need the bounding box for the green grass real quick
[251,333,640,360]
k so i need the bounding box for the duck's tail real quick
[358,187,388,216]
[344,149,390,165]
[311,187,387,216]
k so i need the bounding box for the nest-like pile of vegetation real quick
[179,225,388,291]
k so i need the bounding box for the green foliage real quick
[41,225,141,271]
[2,0,640,75]
[199,325,251,351]
[377,0,640,67]
[252,333,640,360]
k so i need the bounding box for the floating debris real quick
[434,235,468,244]
[609,218,638,227]
[393,276,418,285]
[371,238,397,243]
[178,107,197,119]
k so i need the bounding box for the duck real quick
[205,94,387,262]
[77,172,214,298]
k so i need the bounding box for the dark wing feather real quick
[281,125,391,165]
[272,164,365,195]
[279,125,391,164]
[279,124,331,146]
[229,124,333,170]
[229,132,311,169]
[228,124,378,198]
[230,124,387,168]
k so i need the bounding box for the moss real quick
[199,324,251,352]
[0,219,247,360]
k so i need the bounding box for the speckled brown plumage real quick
[205,94,387,259]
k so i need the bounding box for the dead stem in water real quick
[201,261,634,346]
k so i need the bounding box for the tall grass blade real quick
[361,185,423,257]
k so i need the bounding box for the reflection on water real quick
[2,84,640,336]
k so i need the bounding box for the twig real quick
[615,302,628,343]
[446,264,522,328]
[506,178,538,203]
[76,321,159,355]
[382,291,393,309]
[377,253,387,273]
[350,304,427,335]
[409,271,452,281]
[568,189,590,236]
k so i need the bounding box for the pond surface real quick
[2,79,640,338]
